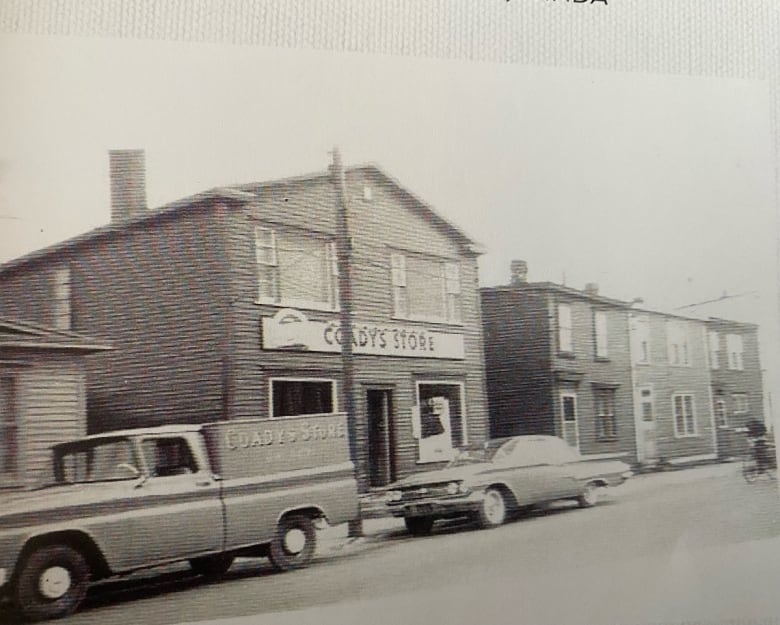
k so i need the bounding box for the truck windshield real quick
[55,438,140,483]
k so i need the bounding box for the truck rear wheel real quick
[269,514,316,572]
[14,544,90,622]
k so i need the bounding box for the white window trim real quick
[726,334,744,371]
[52,266,72,331]
[633,317,651,365]
[667,322,691,367]
[389,251,464,325]
[672,393,697,438]
[559,391,580,451]
[255,226,339,313]
[594,388,618,440]
[415,379,468,447]
[708,332,720,370]
[268,377,338,419]
[558,304,573,354]
[594,310,608,359]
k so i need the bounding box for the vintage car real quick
[385,435,632,535]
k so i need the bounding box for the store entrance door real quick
[366,388,395,487]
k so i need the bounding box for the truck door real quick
[122,435,223,568]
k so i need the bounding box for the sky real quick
[0,33,777,415]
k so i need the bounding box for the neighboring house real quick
[0,150,489,489]
[481,262,636,462]
[705,318,764,459]
[0,318,111,490]
[627,309,716,466]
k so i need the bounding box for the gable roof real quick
[0,318,112,352]
[0,164,481,276]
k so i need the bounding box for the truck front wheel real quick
[269,514,316,572]
[14,544,90,622]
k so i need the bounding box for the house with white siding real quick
[0,318,111,490]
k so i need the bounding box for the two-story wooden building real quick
[481,261,636,461]
[627,309,717,466]
[0,151,489,490]
[705,318,764,459]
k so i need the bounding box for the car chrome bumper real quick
[387,492,485,518]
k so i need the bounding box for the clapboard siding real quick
[481,288,555,438]
[0,207,232,433]
[1,353,88,489]
[631,313,715,461]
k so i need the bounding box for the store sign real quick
[262,309,465,360]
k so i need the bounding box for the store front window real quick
[270,378,336,417]
[413,382,465,463]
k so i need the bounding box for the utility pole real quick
[330,147,363,537]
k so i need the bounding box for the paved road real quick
[4,464,780,625]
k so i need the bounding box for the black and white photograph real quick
[0,3,779,624]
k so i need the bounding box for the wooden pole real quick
[330,147,364,537]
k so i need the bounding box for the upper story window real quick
[255,226,338,311]
[633,316,651,364]
[594,310,608,359]
[0,377,18,480]
[666,321,690,366]
[708,331,720,370]
[390,252,461,324]
[52,266,72,330]
[726,334,744,371]
[558,304,573,354]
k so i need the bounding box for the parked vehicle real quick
[385,435,632,535]
[0,414,359,622]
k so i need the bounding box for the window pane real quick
[277,232,333,306]
[272,380,335,417]
[406,256,445,320]
[558,305,572,352]
[595,311,608,357]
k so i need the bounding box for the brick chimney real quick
[109,149,147,222]
[584,282,599,296]
[510,260,528,286]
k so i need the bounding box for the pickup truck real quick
[0,413,359,622]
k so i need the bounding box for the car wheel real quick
[578,482,604,508]
[14,544,91,622]
[404,516,435,536]
[189,554,235,579]
[477,487,508,528]
[269,514,317,572]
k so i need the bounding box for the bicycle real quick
[742,440,777,483]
